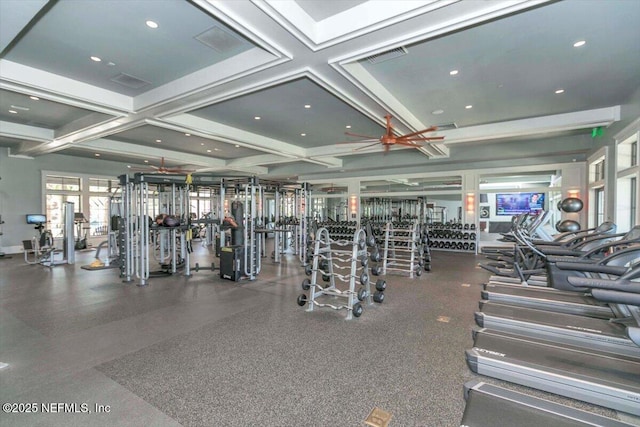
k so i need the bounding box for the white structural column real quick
[461,172,479,225]
[561,162,587,227]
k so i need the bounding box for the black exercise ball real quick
[556,219,580,233]
[560,197,584,213]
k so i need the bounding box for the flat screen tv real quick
[26,214,47,224]
[495,193,545,216]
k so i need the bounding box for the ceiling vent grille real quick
[433,122,458,131]
[110,73,151,89]
[366,47,407,64]
[195,25,244,53]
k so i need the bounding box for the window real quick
[45,175,81,238]
[88,178,117,236]
[594,160,605,181]
[631,177,637,227]
[594,187,605,226]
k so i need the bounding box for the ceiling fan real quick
[339,114,444,153]
[130,157,195,174]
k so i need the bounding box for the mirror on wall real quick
[359,176,463,224]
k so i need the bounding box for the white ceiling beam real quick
[0,0,48,52]
[166,114,306,158]
[78,138,226,168]
[442,106,621,144]
[0,60,133,113]
[0,120,53,143]
[54,111,124,140]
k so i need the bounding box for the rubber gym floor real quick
[1,245,638,426]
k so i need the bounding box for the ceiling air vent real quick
[366,47,407,64]
[433,122,458,131]
[110,73,151,89]
[195,25,244,53]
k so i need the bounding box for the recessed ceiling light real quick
[254,116,261,120]
[449,70,459,76]
[146,20,158,29]
[465,105,473,109]
[29,96,39,101]
[185,133,191,136]
[300,133,306,136]
[127,165,132,168]
[555,89,565,94]
[200,142,205,146]
[304,104,311,109]
[573,40,586,47]
[155,139,161,143]
[94,153,101,157]
[90,56,101,62]
[235,144,240,148]
[432,109,444,115]
[214,148,220,151]
[10,105,29,111]
[144,160,149,163]
[107,61,116,67]
[8,110,17,114]
[345,125,351,129]
[206,149,212,153]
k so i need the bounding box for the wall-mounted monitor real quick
[26,214,47,224]
[496,193,545,216]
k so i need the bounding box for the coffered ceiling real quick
[1,0,638,185]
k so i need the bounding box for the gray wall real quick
[0,149,126,253]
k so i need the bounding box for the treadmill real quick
[466,328,640,416]
[480,246,640,318]
[461,380,635,427]
[481,282,617,318]
[475,299,640,357]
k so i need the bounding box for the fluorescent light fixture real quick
[555,89,565,94]
[8,110,17,114]
[254,116,261,120]
[94,153,101,157]
[449,70,459,76]
[185,133,191,136]
[235,144,240,148]
[90,56,101,62]
[345,125,351,129]
[29,96,39,101]
[300,133,306,136]
[465,105,473,109]
[155,139,161,143]
[573,40,586,47]
[144,160,149,163]
[206,149,212,153]
[304,104,311,109]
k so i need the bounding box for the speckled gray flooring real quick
[1,244,639,426]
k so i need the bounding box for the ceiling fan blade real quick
[345,131,379,139]
[353,142,382,151]
[397,136,445,142]
[398,126,438,139]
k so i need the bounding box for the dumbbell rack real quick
[427,223,477,253]
[381,221,425,278]
[297,227,385,320]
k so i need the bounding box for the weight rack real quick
[297,227,385,320]
[381,221,428,278]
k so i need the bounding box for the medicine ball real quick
[556,219,580,233]
[560,197,584,213]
